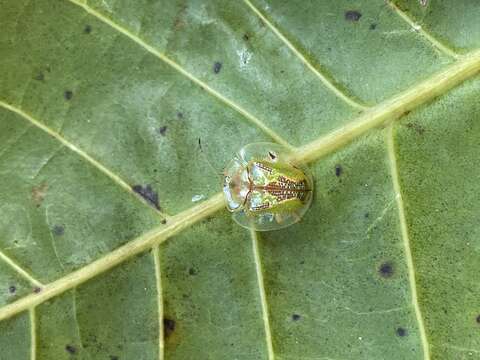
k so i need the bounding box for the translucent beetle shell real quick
[223,143,314,231]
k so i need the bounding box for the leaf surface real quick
[0,0,479,359]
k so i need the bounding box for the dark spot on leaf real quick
[213,61,222,74]
[369,23,377,30]
[379,262,394,278]
[476,314,480,324]
[161,219,167,225]
[269,151,276,160]
[243,33,250,41]
[110,356,119,360]
[84,24,92,34]
[53,225,65,236]
[163,318,176,338]
[35,72,44,81]
[33,287,42,293]
[188,267,198,276]
[31,182,48,207]
[345,10,362,22]
[177,112,184,119]
[364,212,370,218]
[64,90,73,100]
[157,126,167,136]
[131,184,161,210]
[299,260,305,265]
[406,122,425,135]
[396,327,407,337]
[335,164,342,177]
[65,344,76,354]
[8,286,16,294]
[292,314,301,321]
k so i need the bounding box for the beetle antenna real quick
[198,138,223,178]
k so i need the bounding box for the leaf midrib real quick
[0,48,479,323]
[1,3,480,358]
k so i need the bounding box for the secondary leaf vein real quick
[242,0,369,110]
[0,249,43,287]
[386,1,459,59]
[386,124,430,360]
[250,229,275,359]
[0,193,225,322]
[0,100,168,220]
[29,308,36,360]
[152,246,165,360]
[66,0,293,149]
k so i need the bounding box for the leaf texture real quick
[0,0,479,359]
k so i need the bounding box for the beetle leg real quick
[275,213,285,224]
[291,211,301,222]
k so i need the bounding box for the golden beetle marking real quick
[223,143,314,231]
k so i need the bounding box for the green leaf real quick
[0,0,479,359]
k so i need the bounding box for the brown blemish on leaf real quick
[345,10,362,22]
[132,184,161,210]
[31,182,48,207]
[379,262,394,278]
[163,318,176,339]
[174,18,185,30]
[406,122,425,135]
[8,286,16,294]
[161,219,167,225]
[476,315,480,324]
[33,287,42,294]
[292,314,301,321]
[243,33,250,41]
[173,4,187,31]
[396,327,407,337]
[188,267,198,276]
